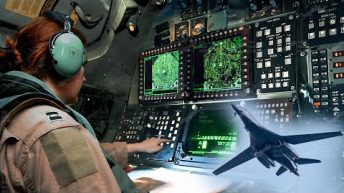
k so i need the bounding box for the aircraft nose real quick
[231,104,240,113]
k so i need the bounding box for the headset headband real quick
[42,11,74,28]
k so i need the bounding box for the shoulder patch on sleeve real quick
[40,127,97,187]
[45,111,63,122]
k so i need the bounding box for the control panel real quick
[250,98,294,129]
[305,2,344,46]
[310,48,330,114]
[253,14,297,94]
[115,105,187,162]
[309,43,344,117]
[111,2,344,170]
[73,0,344,179]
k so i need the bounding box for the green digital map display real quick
[193,36,243,92]
[144,50,179,96]
[186,109,238,157]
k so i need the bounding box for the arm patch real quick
[40,127,97,187]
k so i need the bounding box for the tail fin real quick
[294,158,321,165]
[276,166,287,176]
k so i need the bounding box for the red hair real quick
[0,16,86,80]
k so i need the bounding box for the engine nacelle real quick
[280,144,298,160]
[257,153,275,168]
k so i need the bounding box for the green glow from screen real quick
[193,36,243,92]
[187,109,238,157]
[144,50,179,96]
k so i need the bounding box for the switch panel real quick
[115,105,187,162]
[305,2,344,46]
[253,14,297,94]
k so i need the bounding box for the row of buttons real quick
[311,57,327,63]
[256,25,291,37]
[158,129,178,135]
[126,130,138,135]
[312,71,328,78]
[313,94,329,99]
[274,117,290,123]
[143,95,179,100]
[192,90,252,99]
[256,46,292,57]
[257,115,290,122]
[308,28,344,39]
[256,37,292,48]
[255,116,290,127]
[306,0,336,6]
[256,109,288,115]
[158,130,177,139]
[312,64,327,70]
[256,58,292,69]
[313,87,328,93]
[256,102,289,108]
[151,115,181,121]
[253,101,291,127]
[261,82,289,89]
[253,99,291,128]
[150,119,181,126]
[156,124,180,131]
[308,17,344,29]
[261,71,289,79]
[256,37,292,57]
[149,115,170,120]
[125,135,140,140]
[313,79,329,85]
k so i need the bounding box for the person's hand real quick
[140,137,171,153]
[127,137,171,154]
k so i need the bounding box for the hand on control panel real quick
[127,137,171,154]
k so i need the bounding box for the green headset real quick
[45,11,85,78]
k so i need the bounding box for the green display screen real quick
[192,36,243,92]
[186,109,238,157]
[144,50,179,96]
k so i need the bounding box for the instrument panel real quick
[75,0,344,176]
[253,14,297,94]
[113,1,344,168]
[115,105,187,162]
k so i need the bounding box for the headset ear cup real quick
[50,32,85,78]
